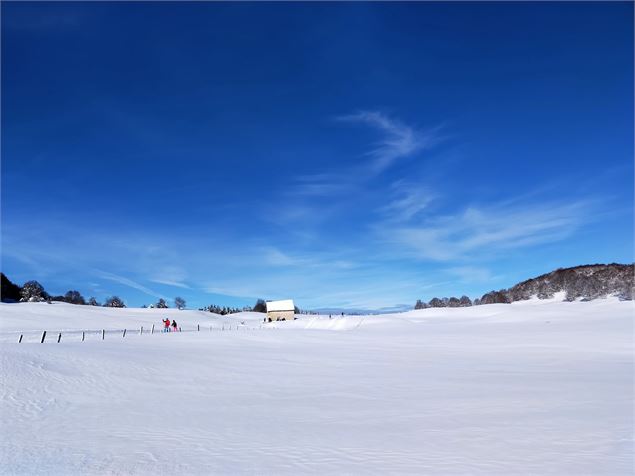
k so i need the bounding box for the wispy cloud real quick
[379,184,437,222]
[149,266,190,289]
[337,110,442,173]
[380,199,598,262]
[288,111,441,201]
[291,174,353,197]
[203,271,446,310]
[262,247,357,270]
[95,270,168,300]
[150,279,190,289]
[444,266,497,284]
[262,247,309,267]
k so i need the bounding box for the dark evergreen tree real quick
[64,290,86,305]
[104,296,126,308]
[1,273,22,302]
[253,299,267,313]
[21,280,47,302]
[88,297,99,306]
[414,299,427,310]
[459,295,473,307]
[156,298,168,309]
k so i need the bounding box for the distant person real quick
[163,318,171,332]
[172,320,178,332]
[329,314,332,319]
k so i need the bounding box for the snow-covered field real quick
[1,298,633,475]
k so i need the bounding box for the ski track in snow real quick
[0,300,633,475]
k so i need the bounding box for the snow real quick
[1,299,633,474]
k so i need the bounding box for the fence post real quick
[179,327,181,332]
[151,324,155,334]
[57,333,61,343]
[82,331,85,342]
[102,329,105,340]
[222,325,224,331]
[123,329,127,338]
[197,324,200,332]
[18,334,23,343]
[140,326,143,335]
[41,331,46,343]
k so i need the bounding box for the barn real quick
[265,299,295,322]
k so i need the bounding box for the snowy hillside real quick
[1,299,633,474]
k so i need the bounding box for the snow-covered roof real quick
[266,299,295,312]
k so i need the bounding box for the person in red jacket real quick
[163,318,171,332]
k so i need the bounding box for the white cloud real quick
[445,266,496,284]
[291,174,353,197]
[262,247,307,267]
[379,186,436,222]
[337,110,441,173]
[96,270,168,300]
[150,279,190,289]
[288,112,441,201]
[262,247,358,271]
[149,266,190,289]
[381,199,596,262]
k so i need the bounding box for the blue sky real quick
[2,2,633,310]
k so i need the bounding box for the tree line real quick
[1,273,187,310]
[0,273,300,314]
[413,263,633,309]
[199,299,302,315]
[415,295,475,309]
